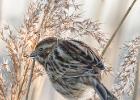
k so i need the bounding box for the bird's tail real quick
[92,79,117,100]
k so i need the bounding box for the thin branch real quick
[133,47,140,100]
[101,0,137,56]
[25,59,35,100]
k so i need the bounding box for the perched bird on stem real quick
[30,37,117,100]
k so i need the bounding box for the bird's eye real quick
[39,48,43,51]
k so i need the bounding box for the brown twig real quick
[101,0,137,56]
[133,47,140,100]
[25,59,35,100]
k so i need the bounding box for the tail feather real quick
[92,79,117,100]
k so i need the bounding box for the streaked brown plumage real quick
[30,37,117,100]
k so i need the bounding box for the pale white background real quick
[0,0,140,100]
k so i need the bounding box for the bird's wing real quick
[48,39,105,78]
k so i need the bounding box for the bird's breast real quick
[49,75,87,99]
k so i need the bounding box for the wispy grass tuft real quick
[112,36,140,99]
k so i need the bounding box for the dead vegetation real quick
[0,0,139,100]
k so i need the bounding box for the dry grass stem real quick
[101,0,137,56]
[25,59,35,100]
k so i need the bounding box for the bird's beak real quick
[30,51,38,58]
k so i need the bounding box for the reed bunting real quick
[30,37,117,100]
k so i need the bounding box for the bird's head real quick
[30,37,57,65]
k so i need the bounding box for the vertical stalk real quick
[25,59,35,100]
[101,0,137,56]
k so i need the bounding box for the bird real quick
[30,37,117,100]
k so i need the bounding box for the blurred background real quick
[0,0,140,100]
